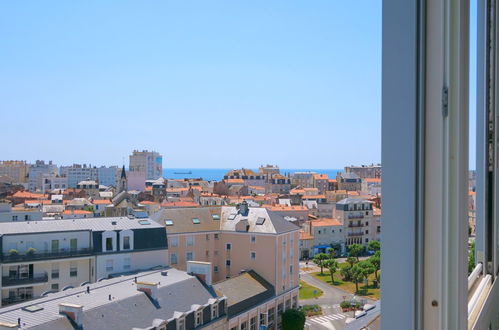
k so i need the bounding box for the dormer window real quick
[165,219,173,226]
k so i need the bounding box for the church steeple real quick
[118,165,127,193]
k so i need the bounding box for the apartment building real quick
[361,178,382,195]
[336,172,362,192]
[223,169,266,187]
[299,230,314,259]
[265,174,291,194]
[37,173,68,193]
[344,164,382,179]
[312,174,329,194]
[76,180,99,199]
[128,150,163,191]
[0,202,42,223]
[97,165,119,187]
[0,217,168,306]
[0,161,27,183]
[59,164,98,188]
[27,161,58,192]
[151,202,300,296]
[290,172,315,188]
[335,198,375,246]
[308,218,345,255]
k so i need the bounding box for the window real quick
[186,236,194,246]
[250,316,257,330]
[206,234,210,241]
[205,250,209,257]
[170,253,178,264]
[70,238,77,252]
[123,257,131,270]
[24,215,29,221]
[70,261,77,277]
[268,307,275,326]
[214,266,219,272]
[186,252,193,261]
[51,283,59,291]
[226,259,231,266]
[51,240,59,252]
[212,303,218,319]
[12,215,17,221]
[251,235,256,243]
[240,321,247,330]
[226,243,231,250]
[290,265,293,274]
[251,252,256,260]
[212,214,220,220]
[105,237,113,251]
[285,299,290,310]
[170,237,178,247]
[292,296,298,309]
[51,264,59,279]
[106,259,113,272]
[123,236,131,250]
[259,313,266,326]
[177,317,185,330]
[214,233,219,240]
[195,310,202,326]
[165,219,173,226]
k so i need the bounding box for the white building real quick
[97,166,119,187]
[28,161,58,192]
[128,150,163,191]
[59,164,98,188]
[0,217,168,306]
[37,173,68,193]
[335,198,376,246]
[0,202,42,223]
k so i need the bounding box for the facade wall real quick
[227,287,299,330]
[0,210,43,223]
[2,231,91,254]
[0,161,28,183]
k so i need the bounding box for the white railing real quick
[468,263,482,291]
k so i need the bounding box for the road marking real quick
[308,313,346,324]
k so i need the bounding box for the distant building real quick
[336,172,362,192]
[361,178,382,195]
[312,174,329,194]
[344,164,382,179]
[0,161,28,183]
[128,150,163,191]
[28,161,58,192]
[60,164,98,188]
[309,218,345,256]
[290,172,316,188]
[76,180,100,199]
[37,173,68,193]
[97,165,120,187]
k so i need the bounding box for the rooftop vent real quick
[111,221,117,225]
[136,281,159,300]
[161,271,168,276]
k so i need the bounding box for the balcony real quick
[347,231,364,237]
[2,273,48,287]
[348,223,364,228]
[348,214,364,220]
[2,248,92,263]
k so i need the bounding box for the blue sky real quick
[2,1,383,168]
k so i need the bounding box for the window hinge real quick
[442,86,449,117]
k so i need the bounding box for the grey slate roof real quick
[337,198,372,205]
[213,270,274,317]
[0,217,163,235]
[220,207,299,234]
[0,268,218,330]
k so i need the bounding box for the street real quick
[299,261,375,330]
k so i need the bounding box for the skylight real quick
[256,217,266,225]
[22,305,43,312]
[192,218,200,224]
[138,220,150,225]
[212,214,220,220]
[165,219,173,226]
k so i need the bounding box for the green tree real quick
[340,263,353,281]
[368,251,381,282]
[348,244,364,261]
[358,260,376,286]
[351,264,366,294]
[468,241,476,274]
[282,309,306,330]
[346,256,358,268]
[327,247,336,258]
[313,253,329,275]
[324,259,339,285]
[368,240,381,252]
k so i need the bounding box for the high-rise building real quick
[59,164,98,188]
[0,161,28,183]
[128,150,162,191]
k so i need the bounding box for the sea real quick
[163,168,341,181]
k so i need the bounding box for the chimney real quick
[59,303,83,327]
[0,322,18,330]
[136,281,158,300]
[239,201,249,216]
[187,261,212,286]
